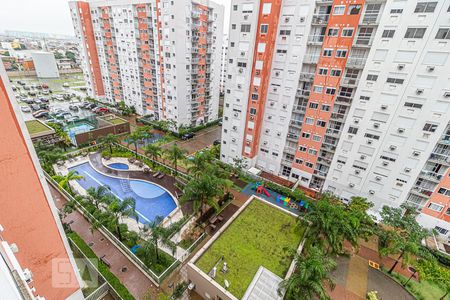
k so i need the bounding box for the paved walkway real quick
[49,184,160,299]
[162,126,221,155]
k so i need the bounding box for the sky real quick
[0,0,231,36]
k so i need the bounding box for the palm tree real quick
[141,216,176,262]
[165,143,186,176]
[278,246,336,300]
[181,174,231,217]
[187,152,211,178]
[84,185,111,209]
[37,145,65,168]
[127,130,145,157]
[99,133,119,155]
[52,170,84,191]
[107,196,138,241]
[143,143,162,165]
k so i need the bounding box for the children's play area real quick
[241,182,309,214]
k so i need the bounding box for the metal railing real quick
[45,173,181,285]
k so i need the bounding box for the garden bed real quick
[195,200,305,299]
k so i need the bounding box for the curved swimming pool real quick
[69,162,176,223]
[108,162,130,170]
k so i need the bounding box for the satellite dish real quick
[224,279,230,289]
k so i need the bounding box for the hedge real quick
[67,232,135,300]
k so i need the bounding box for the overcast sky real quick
[0,0,231,36]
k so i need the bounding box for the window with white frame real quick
[333,5,345,15]
[414,2,437,13]
[342,28,354,37]
[313,85,323,93]
[260,24,269,34]
[404,28,426,39]
[336,49,347,58]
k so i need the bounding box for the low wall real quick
[7,68,82,77]
[75,122,130,145]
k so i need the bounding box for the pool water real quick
[65,122,94,144]
[108,163,130,170]
[69,162,176,223]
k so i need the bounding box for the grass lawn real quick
[388,271,449,300]
[195,200,305,298]
[107,117,127,125]
[25,120,53,135]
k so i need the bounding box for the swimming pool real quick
[69,162,177,223]
[108,163,130,170]
[65,122,94,144]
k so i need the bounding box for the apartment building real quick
[0,64,83,299]
[322,1,450,234]
[220,34,228,94]
[70,0,224,128]
[221,0,387,191]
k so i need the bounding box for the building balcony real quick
[312,14,330,25]
[303,54,320,65]
[307,35,324,45]
[289,120,302,128]
[361,13,379,25]
[299,72,315,81]
[428,153,450,165]
[346,57,367,69]
[353,36,374,47]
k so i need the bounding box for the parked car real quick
[11,85,17,91]
[181,133,195,140]
[39,97,49,103]
[17,81,26,86]
[54,95,64,101]
[86,103,97,109]
[63,83,70,88]
[39,103,49,110]
[41,84,49,89]
[33,111,50,118]
[23,86,30,91]
[93,107,109,114]
[63,93,72,100]
[66,116,80,122]
[41,90,49,95]
[28,91,37,96]
[34,99,42,105]
[31,104,41,111]
[20,106,31,113]
[23,98,34,104]
[213,139,221,145]
[69,105,79,111]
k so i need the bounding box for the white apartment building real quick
[220,34,228,94]
[70,0,224,128]
[221,0,388,192]
[323,0,450,212]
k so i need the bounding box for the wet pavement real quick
[162,125,222,155]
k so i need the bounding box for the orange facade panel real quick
[422,169,450,222]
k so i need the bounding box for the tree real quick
[84,186,111,209]
[141,216,176,262]
[143,143,162,164]
[127,130,146,157]
[187,152,213,178]
[36,144,65,168]
[378,205,429,274]
[301,194,375,255]
[165,143,186,176]
[416,258,450,300]
[278,246,336,300]
[47,122,73,151]
[65,50,76,62]
[231,156,248,177]
[181,173,231,217]
[99,133,119,155]
[54,52,64,59]
[106,197,138,241]
[52,170,84,191]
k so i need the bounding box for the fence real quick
[45,172,181,285]
[69,238,123,300]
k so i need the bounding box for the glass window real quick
[382,29,395,38]
[323,49,333,57]
[260,24,269,34]
[348,5,361,15]
[367,74,378,81]
[414,2,437,13]
[309,102,319,109]
[336,49,347,58]
[328,28,339,36]
[333,5,345,15]
[436,28,450,39]
[325,87,336,95]
[305,118,314,125]
[318,68,328,75]
[423,123,438,132]
[390,9,403,14]
[330,69,342,77]
[313,85,323,93]
[342,28,354,37]
[240,24,251,33]
[404,28,426,39]
[428,203,443,212]
[233,5,237,11]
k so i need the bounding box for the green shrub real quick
[67,232,135,300]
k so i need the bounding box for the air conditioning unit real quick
[246,140,251,145]
[265,129,270,133]
[397,64,405,70]
[426,66,435,72]
[354,118,360,124]
[237,84,242,89]
[369,190,375,195]
[413,151,420,157]
[270,102,275,106]
[374,123,380,128]
[23,269,33,283]
[275,71,280,76]
[355,169,361,174]
[375,176,382,181]
[285,17,290,22]
[300,17,305,23]
[240,51,246,56]
[273,87,278,92]
[250,116,254,120]
[238,68,243,74]
[416,88,424,95]
[390,145,397,150]
[277,132,281,137]
[381,104,388,110]
[367,139,373,145]
[404,167,411,173]
[398,128,405,133]
[233,113,238,117]
[360,155,366,160]
[282,104,287,109]
[349,183,355,187]
[444,92,450,98]
[232,126,237,130]
[231,138,236,142]
[263,141,268,145]
[244,15,249,20]
[382,161,389,166]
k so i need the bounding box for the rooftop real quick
[25,119,54,137]
[195,199,305,299]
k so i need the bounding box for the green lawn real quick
[196,200,305,298]
[25,120,53,135]
[389,271,449,300]
[107,117,127,125]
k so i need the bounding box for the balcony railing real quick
[312,14,330,24]
[307,35,325,44]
